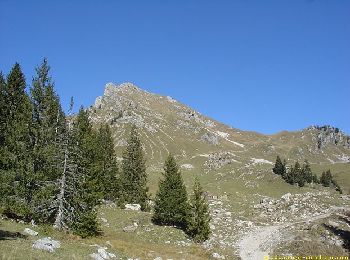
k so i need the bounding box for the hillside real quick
[1,82,349,260]
[88,82,350,192]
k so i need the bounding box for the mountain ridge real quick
[88,82,350,167]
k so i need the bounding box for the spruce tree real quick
[53,100,99,237]
[0,63,33,219]
[92,124,120,201]
[284,161,304,186]
[302,160,314,184]
[121,125,148,210]
[272,156,286,176]
[70,106,99,236]
[0,72,7,205]
[187,177,211,242]
[320,170,332,187]
[152,155,190,229]
[30,59,66,222]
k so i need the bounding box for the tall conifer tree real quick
[0,63,33,218]
[30,59,66,221]
[187,178,211,242]
[92,124,120,201]
[121,125,148,209]
[152,155,190,229]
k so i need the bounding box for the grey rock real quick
[23,228,38,236]
[32,237,61,252]
[123,225,137,232]
[201,133,219,145]
[125,204,141,211]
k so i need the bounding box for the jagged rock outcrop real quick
[308,125,350,149]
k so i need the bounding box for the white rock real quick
[100,217,108,223]
[212,252,225,259]
[98,248,109,259]
[32,237,61,252]
[125,204,141,211]
[281,193,292,201]
[180,164,194,169]
[154,257,163,260]
[90,253,105,260]
[123,225,137,232]
[24,228,38,236]
[90,248,117,260]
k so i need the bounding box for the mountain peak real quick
[104,82,142,97]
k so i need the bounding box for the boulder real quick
[23,228,38,236]
[212,252,225,259]
[123,225,137,232]
[281,193,292,201]
[125,204,141,211]
[90,248,116,260]
[32,237,61,252]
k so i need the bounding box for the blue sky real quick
[1,0,349,134]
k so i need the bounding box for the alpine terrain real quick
[1,81,349,260]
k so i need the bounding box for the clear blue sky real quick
[1,0,349,134]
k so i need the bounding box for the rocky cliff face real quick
[88,82,350,167]
[307,125,350,149]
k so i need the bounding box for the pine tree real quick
[0,72,6,147]
[53,99,99,237]
[0,72,8,205]
[69,106,99,236]
[320,170,332,187]
[121,125,148,210]
[302,160,314,184]
[92,124,120,201]
[187,177,211,242]
[272,156,286,176]
[0,63,33,219]
[152,155,190,229]
[30,59,66,222]
[284,161,304,186]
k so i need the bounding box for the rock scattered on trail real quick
[212,252,225,259]
[123,225,137,232]
[125,204,141,211]
[89,248,116,260]
[32,237,60,252]
[254,191,332,223]
[23,227,38,236]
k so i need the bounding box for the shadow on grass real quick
[0,229,27,241]
[323,215,350,253]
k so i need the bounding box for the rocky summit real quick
[89,82,350,168]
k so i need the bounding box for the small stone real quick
[123,225,137,232]
[212,252,225,259]
[32,237,60,252]
[125,204,141,211]
[23,228,38,236]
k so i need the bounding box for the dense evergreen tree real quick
[0,72,6,147]
[0,72,7,205]
[152,155,190,229]
[53,100,99,237]
[187,178,211,242]
[272,156,286,176]
[284,161,304,186]
[121,125,148,210]
[92,124,120,201]
[320,170,332,187]
[0,63,33,219]
[301,160,318,184]
[319,170,342,193]
[29,59,66,222]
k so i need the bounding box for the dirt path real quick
[238,208,344,260]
